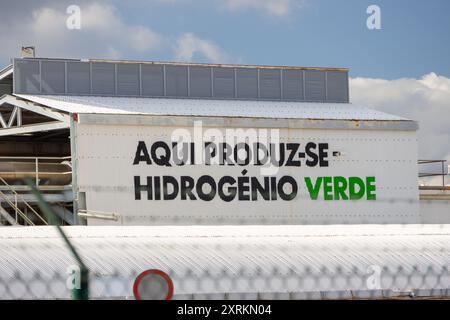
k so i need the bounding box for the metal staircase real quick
[0,176,48,225]
[0,156,74,226]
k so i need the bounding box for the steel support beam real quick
[0,121,69,136]
[6,106,18,127]
[0,94,70,136]
[0,112,6,127]
[0,204,18,226]
[0,95,69,123]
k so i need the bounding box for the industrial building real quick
[2,57,447,226]
[0,57,449,299]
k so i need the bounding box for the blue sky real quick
[1,1,449,162]
[1,0,450,79]
[117,0,450,79]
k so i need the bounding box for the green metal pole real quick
[25,178,89,300]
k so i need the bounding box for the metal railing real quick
[0,156,71,225]
[0,176,48,225]
[0,156,71,186]
[418,160,449,190]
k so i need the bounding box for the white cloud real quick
[0,2,231,65]
[222,0,303,16]
[0,2,165,61]
[350,73,450,163]
[174,33,229,63]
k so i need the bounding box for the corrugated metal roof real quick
[15,94,409,121]
[0,225,449,299]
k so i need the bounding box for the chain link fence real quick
[0,264,449,300]
[0,224,449,300]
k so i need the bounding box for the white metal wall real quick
[420,199,450,223]
[75,119,419,226]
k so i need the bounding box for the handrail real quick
[0,156,71,160]
[0,156,71,225]
[418,159,448,190]
[0,176,48,225]
[0,171,72,175]
[0,156,71,187]
[418,159,446,164]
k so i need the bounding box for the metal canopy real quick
[14,93,418,131]
[0,94,69,137]
[15,94,411,121]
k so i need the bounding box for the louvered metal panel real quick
[92,63,115,95]
[260,69,281,100]
[41,61,65,94]
[327,71,349,102]
[67,61,90,94]
[13,58,350,103]
[189,66,212,98]
[14,59,40,94]
[305,70,326,101]
[117,63,140,96]
[282,69,304,100]
[165,65,188,97]
[141,64,164,96]
[213,67,235,98]
[236,68,258,99]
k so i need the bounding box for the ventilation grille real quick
[13,58,349,102]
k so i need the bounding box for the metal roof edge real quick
[12,57,348,72]
[77,113,418,131]
[88,58,349,72]
[14,94,417,130]
[0,64,13,81]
